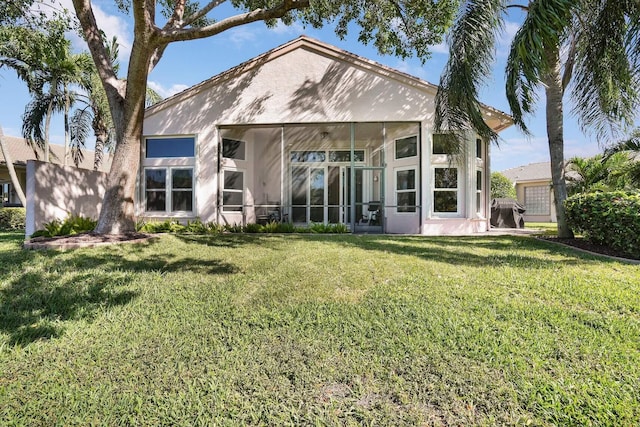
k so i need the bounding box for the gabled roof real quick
[0,135,110,171]
[146,36,512,132]
[501,162,552,183]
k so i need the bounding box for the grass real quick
[0,231,639,425]
[525,222,559,236]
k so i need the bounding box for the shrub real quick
[0,207,26,231]
[564,191,640,259]
[31,214,97,238]
[491,172,516,199]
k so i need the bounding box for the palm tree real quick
[603,128,640,187]
[435,1,640,238]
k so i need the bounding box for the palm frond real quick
[603,128,640,158]
[505,0,575,133]
[70,107,94,167]
[571,0,640,138]
[435,0,508,143]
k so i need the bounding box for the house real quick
[1,135,109,207]
[141,36,513,234]
[501,162,555,223]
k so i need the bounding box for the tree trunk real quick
[64,84,70,166]
[0,125,27,207]
[44,98,53,163]
[93,39,152,234]
[543,44,574,239]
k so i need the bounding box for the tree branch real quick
[71,0,123,99]
[183,0,227,27]
[562,33,577,90]
[158,0,310,43]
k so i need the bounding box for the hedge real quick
[564,191,640,259]
[0,207,26,231]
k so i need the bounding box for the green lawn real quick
[0,231,638,426]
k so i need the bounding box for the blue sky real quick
[0,1,609,172]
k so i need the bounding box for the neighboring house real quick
[501,162,556,223]
[0,135,109,207]
[141,36,513,234]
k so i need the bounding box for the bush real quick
[564,191,640,259]
[0,207,26,231]
[491,172,516,199]
[31,214,97,238]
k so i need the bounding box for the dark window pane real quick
[222,138,245,160]
[476,193,481,213]
[328,150,365,162]
[292,207,306,222]
[477,170,482,190]
[310,207,323,222]
[223,191,243,211]
[396,169,416,190]
[397,192,416,212]
[435,168,457,189]
[395,136,417,159]
[476,138,483,159]
[146,191,166,211]
[145,169,166,189]
[432,134,455,155]
[172,191,193,211]
[434,191,457,212]
[146,137,194,158]
[172,169,193,189]
[290,151,326,162]
[224,171,243,190]
[291,167,307,205]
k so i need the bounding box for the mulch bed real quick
[540,236,640,262]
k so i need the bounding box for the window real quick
[223,170,244,212]
[525,185,550,215]
[145,167,194,213]
[434,167,458,213]
[171,169,193,211]
[328,150,365,162]
[476,138,483,159]
[146,137,195,158]
[432,134,455,155]
[476,170,483,214]
[290,151,326,163]
[222,138,245,160]
[395,135,418,159]
[396,168,416,213]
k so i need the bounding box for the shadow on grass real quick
[0,270,139,346]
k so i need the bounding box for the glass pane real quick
[524,186,550,215]
[310,207,323,223]
[291,167,307,206]
[435,168,457,189]
[223,191,243,211]
[433,134,455,155]
[397,169,416,191]
[222,138,245,160]
[290,151,326,162]
[172,191,193,211]
[146,191,166,211]
[328,150,365,162]
[145,169,166,189]
[395,136,418,159]
[397,192,416,213]
[476,138,483,159]
[172,169,193,189]
[434,191,457,212]
[224,171,243,190]
[310,168,324,206]
[477,170,482,190]
[146,137,194,158]
[292,207,306,223]
[476,192,482,213]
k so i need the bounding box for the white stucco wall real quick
[25,160,107,236]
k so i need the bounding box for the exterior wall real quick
[142,41,500,234]
[25,160,107,236]
[515,180,556,223]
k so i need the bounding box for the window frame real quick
[432,166,460,216]
[395,166,417,214]
[141,135,197,216]
[222,168,245,213]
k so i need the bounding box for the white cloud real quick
[55,0,132,61]
[430,41,449,55]
[148,81,189,98]
[227,26,258,47]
